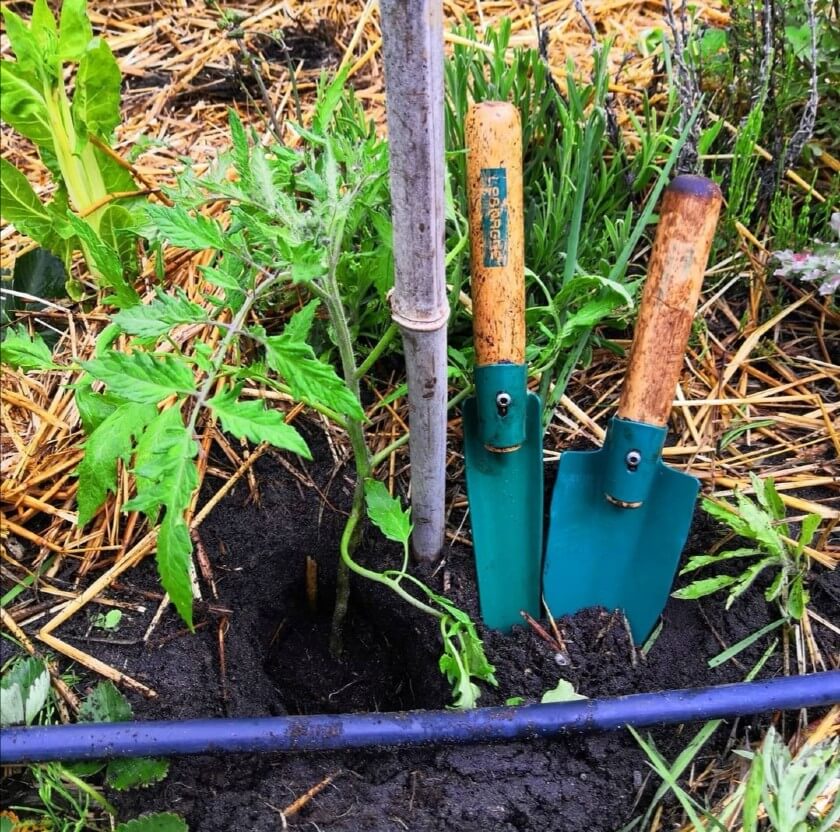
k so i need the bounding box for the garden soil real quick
[16,425,840,831]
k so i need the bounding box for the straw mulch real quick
[1,0,837,714]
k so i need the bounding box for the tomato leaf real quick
[265,335,363,419]
[364,479,411,546]
[0,325,56,371]
[145,204,227,251]
[76,401,156,525]
[112,290,208,337]
[207,385,311,458]
[83,351,196,403]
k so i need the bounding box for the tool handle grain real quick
[618,175,722,425]
[466,102,525,367]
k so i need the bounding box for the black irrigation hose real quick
[2,672,838,764]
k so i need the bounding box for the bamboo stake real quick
[381,0,449,561]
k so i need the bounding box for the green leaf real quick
[795,514,821,557]
[92,609,122,630]
[100,203,139,281]
[83,351,196,403]
[725,557,777,608]
[157,511,194,628]
[701,497,754,539]
[742,750,764,832]
[558,291,629,343]
[112,290,208,337]
[0,657,50,726]
[124,407,198,518]
[505,696,525,706]
[0,157,53,245]
[58,0,93,61]
[283,299,320,343]
[787,575,808,620]
[313,65,350,135]
[265,336,363,419]
[95,143,137,194]
[765,570,784,603]
[116,813,188,832]
[707,619,784,668]
[227,109,252,190]
[207,385,311,458]
[734,492,786,559]
[0,60,52,148]
[364,479,411,546]
[66,212,139,307]
[289,243,327,283]
[76,401,156,525]
[75,380,126,434]
[106,757,169,790]
[541,679,587,703]
[785,24,811,59]
[1,7,42,76]
[122,407,178,521]
[0,324,56,371]
[78,681,133,723]
[718,419,776,451]
[146,204,227,251]
[750,473,785,523]
[121,408,198,626]
[11,245,68,299]
[31,0,59,48]
[199,264,243,292]
[628,728,712,832]
[680,548,760,575]
[72,38,121,137]
[671,575,738,600]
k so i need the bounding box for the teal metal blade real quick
[463,390,543,631]
[543,417,699,643]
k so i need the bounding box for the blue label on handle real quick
[480,167,508,268]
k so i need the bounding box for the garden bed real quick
[2,1,839,829]
[8,425,826,831]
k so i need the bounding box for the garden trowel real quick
[463,102,542,631]
[543,174,723,643]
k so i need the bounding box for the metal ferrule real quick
[601,417,668,508]
[474,363,528,450]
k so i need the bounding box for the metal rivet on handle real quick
[625,449,642,471]
[496,391,512,416]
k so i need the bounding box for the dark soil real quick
[7,424,839,831]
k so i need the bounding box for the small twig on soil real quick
[143,594,171,643]
[218,615,230,709]
[276,771,343,828]
[521,610,565,656]
[193,530,219,601]
[306,555,318,613]
[542,597,570,655]
[621,614,639,667]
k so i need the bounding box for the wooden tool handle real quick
[618,175,722,425]
[466,102,525,366]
